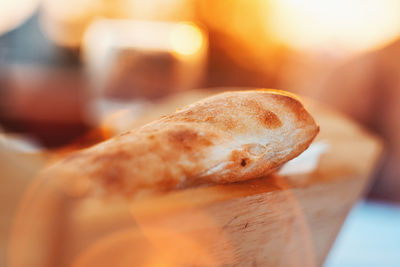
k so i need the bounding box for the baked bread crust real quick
[49,89,319,198]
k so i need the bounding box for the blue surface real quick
[325,201,400,267]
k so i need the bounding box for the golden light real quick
[169,23,204,56]
[268,0,400,53]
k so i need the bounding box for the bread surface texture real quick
[48,89,319,198]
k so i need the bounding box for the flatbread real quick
[46,89,319,198]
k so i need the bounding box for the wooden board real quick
[0,144,48,267]
[8,100,382,267]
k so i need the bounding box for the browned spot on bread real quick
[241,158,247,166]
[91,150,132,164]
[99,167,125,192]
[230,150,252,168]
[176,111,237,131]
[217,116,237,131]
[262,110,282,129]
[269,93,311,123]
[241,98,281,129]
[86,150,133,192]
[205,116,215,122]
[167,128,213,150]
[119,131,131,137]
[152,177,182,193]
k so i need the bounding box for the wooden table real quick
[8,97,382,267]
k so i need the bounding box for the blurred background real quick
[1,0,400,266]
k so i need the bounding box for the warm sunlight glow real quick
[268,0,400,53]
[169,23,204,56]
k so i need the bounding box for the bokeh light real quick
[170,23,205,56]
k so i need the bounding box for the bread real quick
[48,89,319,198]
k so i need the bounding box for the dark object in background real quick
[0,65,90,147]
[0,14,90,147]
